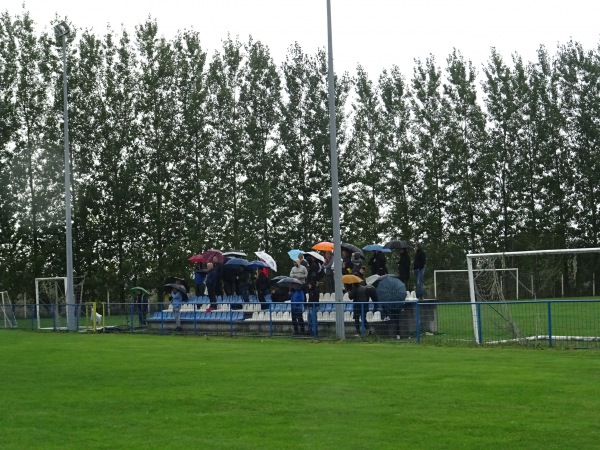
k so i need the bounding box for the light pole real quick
[325,0,345,339]
[54,21,76,332]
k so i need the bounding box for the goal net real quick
[35,277,86,330]
[433,269,518,302]
[467,248,600,345]
[1,291,17,328]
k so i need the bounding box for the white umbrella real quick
[366,274,380,286]
[255,251,277,272]
[304,251,325,262]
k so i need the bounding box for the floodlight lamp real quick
[54,22,70,38]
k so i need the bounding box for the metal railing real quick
[4,298,600,349]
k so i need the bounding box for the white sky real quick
[4,0,600,78]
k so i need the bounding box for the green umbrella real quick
[130,286,150,295]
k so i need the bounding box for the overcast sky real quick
[4,0,600,78]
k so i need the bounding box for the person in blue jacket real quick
[290,284,306,335]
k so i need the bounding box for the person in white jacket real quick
[290,259,308,284]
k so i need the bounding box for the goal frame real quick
[467,247,600,344]
[1,291,17,328]
[35,277,68,330]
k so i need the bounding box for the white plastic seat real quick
[329,312,336,322]
[317,312,324,321]
[366,311,374,321]
[373,311,381,321]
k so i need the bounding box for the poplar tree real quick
[378,65,413,241]
[410,56,447,245]
[441,49,489,253]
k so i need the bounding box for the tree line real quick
[1,11,600,301]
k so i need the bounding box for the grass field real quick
[1,331,599,449]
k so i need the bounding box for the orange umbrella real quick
[342,274,363,284]
[312,241,334,252]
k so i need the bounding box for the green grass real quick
[1,331,599,449]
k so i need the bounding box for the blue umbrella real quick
[288,249,304,261]
[362,244,392,253]
[375,275,407,303]
[248,260,270,270]
[224,258,250,266]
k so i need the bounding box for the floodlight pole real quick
[326,0,345,340]
[55,22,76,332]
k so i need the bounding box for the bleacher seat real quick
[373,311,381,321]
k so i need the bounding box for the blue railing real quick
[7,298,600,349]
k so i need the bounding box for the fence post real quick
[415,302,421,344]
[193,304,197,336]
[476,303,483,345]
[547,301,553,348]
[129,303,134,332]
[160,306,164,335]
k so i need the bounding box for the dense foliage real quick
[1,11,600,300]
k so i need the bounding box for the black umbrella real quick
[164,277,190,293]
[384,240,412,250]
[164,283,187,294]
[277,277,304,288]
[341,243,365,258]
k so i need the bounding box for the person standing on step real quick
[170,285,184,331]
[290,284,306,335]
[397,247,411,289]
[413,242,426,301]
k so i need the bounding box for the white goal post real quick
[467,247,600,344]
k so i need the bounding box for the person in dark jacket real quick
[369,250,388,275]
[194,263,207,298]
[204,262,218,312]
[290,284,306,334]
[350,252,362,275]
[323,251,334,293]
[255,271,270,310]
[306,280,319,336]
[236,266,250,304]
[342,250,353,274]
[347,283,371,336]
[413,242,426,301]
[397,248,411,289]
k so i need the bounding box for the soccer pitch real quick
[1,331,599,449]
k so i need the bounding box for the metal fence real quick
[4,298,600,349]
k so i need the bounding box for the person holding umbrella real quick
[398,248,411,289]
[131,287,149,326]
[369,251,388,276]
[194,262,207,298]
[255,270,270,310]
[290,282,306,335]
[204,262,219,312]
[413,242,426,301]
